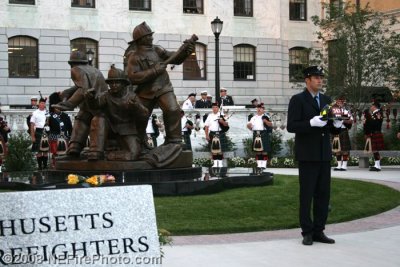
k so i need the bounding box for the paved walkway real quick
[162,166,400,267]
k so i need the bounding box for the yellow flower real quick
[67,174,79,185]
[85,176,99,186]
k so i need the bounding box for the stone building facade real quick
[1,0,324,109]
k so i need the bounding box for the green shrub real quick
[3,132,36,172]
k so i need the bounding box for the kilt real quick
[335,129,351,154]
[31,128,47,152]
[182,131,192,151]
[209,131,228,153]
[371,132,384,151]
[252,130,271,153]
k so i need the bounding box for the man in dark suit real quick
[195,90,212,108]
[287,66,342,246]
[217,87,234,106]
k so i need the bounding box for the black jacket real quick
[287,89,338,162]
[217,95,234,106]
[195,99,212,108]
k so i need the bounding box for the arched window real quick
[70,38,98,68]
[234,44,255,80]
[183,43,206,80]
[8,36,38,78]
[289,47,309,82]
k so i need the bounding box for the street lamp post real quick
[86,48,94,66]
[211,17,223,103]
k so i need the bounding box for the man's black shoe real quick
[333,167,341,171]
[313,232,335,244]
[369,166,381,172]
[302,234,313,245]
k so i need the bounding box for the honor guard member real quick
[181,111,194,150]
[30,96,50,170]
[204,103,229,168]
[331,96,353,171]
[182,93,196,110]
[217,87,234,106]
[287,66,343,246]
[26,96,38,134]
[364,101,384,171]
[247,103,273,172]
[146,114,161,149]
[195,91,212,108]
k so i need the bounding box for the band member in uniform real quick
[247,103,273,172]
[287,66,342,246]
[0,108,10,164]
[195,91,212,108]
[48,93,73,168]
[146,114,161,149]
[364,101,384,171]
[181,111,194,150]
[217,87,234,106]
[204,103,229,168]
[30,96,50,170]
[331,96,353,171]
[182,93,196,110]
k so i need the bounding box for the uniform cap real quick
[200,90,208,95]
[220,87,227,92]
[303,66,324,78]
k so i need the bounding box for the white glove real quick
[44,126,50,132]
[310,115,327,127]
[333,119,344,128]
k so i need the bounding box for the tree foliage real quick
[3,132,36,172]
[311,2,400,108]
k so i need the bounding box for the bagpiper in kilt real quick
[30,97,50,170]
[330,97,353,171]
[204,103,229,168]
[364,101,384,171]
[247,103,273,172]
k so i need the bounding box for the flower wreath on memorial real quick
[67,174,116,187]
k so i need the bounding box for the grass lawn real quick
[155,175,400,235]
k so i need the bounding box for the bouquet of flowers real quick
[67,174,116,187]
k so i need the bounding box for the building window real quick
[183,0,203,14]
[8,36,38,78]
[289,47,309,82]
[70,38,98,68]
[289,0,307,21]
[329,0,344,19]
[9,0,35,4]
[234,44,255,80]
[71,0,95,8]
[234,0,253,17]
[129,0,151,11]
[183,43,206,80]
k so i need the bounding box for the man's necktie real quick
[314,95,320,109]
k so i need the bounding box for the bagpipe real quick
[216,102,233,133]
